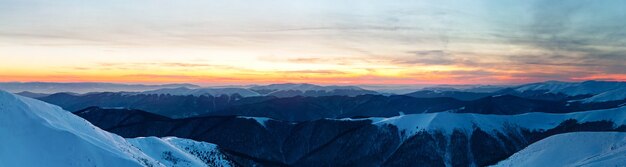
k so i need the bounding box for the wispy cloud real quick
[1,0,625,84]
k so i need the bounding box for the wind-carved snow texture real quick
[0,90,163,166]
[128,137,233,167]
[514,80,626,103]
[0,90,232,167]
[494,132,626,166]
[369,106,626,140]
[582,87,626,103]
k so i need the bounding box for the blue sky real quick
[0,0,625,85]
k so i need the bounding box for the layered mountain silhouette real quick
[39,92,626,121]
[74,106,626,166]
[3,80,626,166]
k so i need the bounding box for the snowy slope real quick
[493,132,626,167]
[138,87,260,97]
[0,90,232,167]
[128,137,232,167]
[370,106,626,138]
[514,81,581,94]
[238,116,272,127]
[0,90,163,166]
[514,81,626,102]
[514,81,624,95]
[582,87,626,103]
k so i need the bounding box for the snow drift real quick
[494,132,626,166]
[0,90,231,166]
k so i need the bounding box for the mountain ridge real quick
[75,105,626,166]
[0,90,233,166]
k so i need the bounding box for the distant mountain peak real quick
[137,87,260,97]
[251,83,365,91]
[0,82,200,94]
[513,80,626,102]
[248,83,377,97]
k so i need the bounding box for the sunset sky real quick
[1,0,625,86]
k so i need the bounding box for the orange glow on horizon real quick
[4,69,623,86]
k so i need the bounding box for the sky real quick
[1,0,625,86]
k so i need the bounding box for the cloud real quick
[70,62,241,72]
[3,0,626,84]
[266,56,371,66]
[397,50,454,65]
[278,70,347,75]
[479,0,626,81]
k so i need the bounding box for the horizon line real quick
[0,79,621,87]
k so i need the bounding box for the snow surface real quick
[515,81,581,94]
[0,90,163,166]
[582,87,626,103]
[371,106,626,138]
[0,90,231,167]
[238,116,272,127]
[493,132,626,167]
[128,137,232,167]
[514,81,626,102]
[162,137,233,166]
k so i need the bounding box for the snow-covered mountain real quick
[494,132,626,166]
[408,80,626,102]
[514,80,624,95]
[128,137,233,167]
[581,87,626,103]
[422,85,509,93]
[513,80,626,102]
[404,90,492,100]
[0,90,161,166]
[138,83,383,98]
[249,83,379,97]
[251,83,363,92]
[15,91,51,98]
[4,81,626,166]
[0,82,199,94]
[77,103,626,166]
[370,106,626,138]
[0,90,232,166]
[137,87,261,97]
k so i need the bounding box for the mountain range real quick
[0,82,199,94]
[73,105,626,166]
[33,81,626,120]
[8,81,626,103]
[1,80,626,166]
